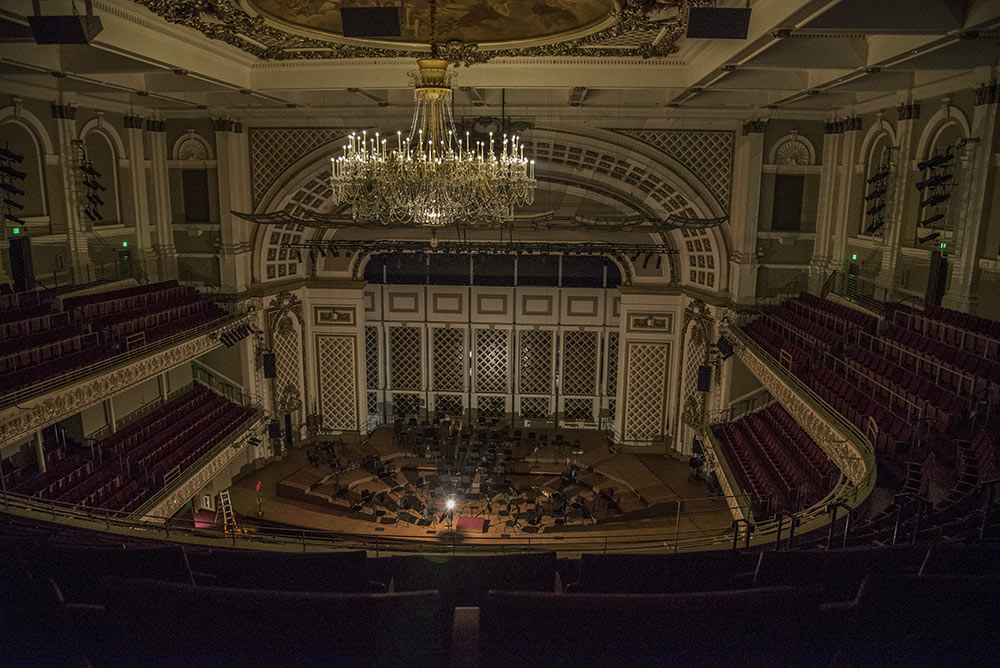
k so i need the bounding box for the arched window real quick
[0,120,47,219]
[82,130,121,225]
[916,121,964,234]
[860,132,893,237]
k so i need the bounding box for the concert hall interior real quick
[2,0,1000,666]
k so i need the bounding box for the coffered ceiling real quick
[0,0,997,120]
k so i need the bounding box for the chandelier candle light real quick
[330,58,536,226]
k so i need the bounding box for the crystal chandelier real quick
[330,57,536,227]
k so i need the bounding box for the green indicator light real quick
[940,242,946,249]
[122,241,128,247]
[12,227,19,235]
[851,254,857,261]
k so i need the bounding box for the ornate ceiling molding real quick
[131,0,695,64]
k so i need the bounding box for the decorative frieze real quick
[896,102,921,121]
[974,83,1000,106]
[742,119,768,135]
[50,104,76,120]
[731,328,871,485]
[0,326,242,447]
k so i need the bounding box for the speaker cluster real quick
[218,323,254,347]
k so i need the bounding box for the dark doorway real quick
[284,413,293,448]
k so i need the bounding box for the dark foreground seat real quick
[389,551,557,605]
[94,578,446,668]
[187,547,379,592]
[481,586,827,668]
[831,574,1000,668]
[753,545,924,601]
[569,549,759,593]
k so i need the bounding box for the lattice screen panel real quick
[477,396,505,419]
[562,330,598,395]
[518,329,553,394]
[475,329,509,394]
[367,392,378,416]
[681,323,708,425]
[249,127,351,207]
[607,332,620,396]
[434,394,463,418]
[272,317,302,411]
[365,326,379,389]
[608,399,616,422]
[393,393,420,419]
[432,328,465,392]
[520,396,550,419]
[317,336,357,431]
[623,343,668,441]
[564,398,593,423]
[389,327,422,391]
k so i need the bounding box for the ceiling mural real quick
[134,0,699,63]
[247,0,614,46]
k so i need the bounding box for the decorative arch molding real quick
[249,125,730,291]
[0,106,54,156]
[171,131,213,161]
[915,105,971,160]
[78,117,127,160]
[857,121,897,166]
[768,133,816,166]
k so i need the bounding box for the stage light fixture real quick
[916,173,953,190]
[0,148,23,163]
[920,192,950,208]
[865,218,886,235]
[921,213,945,227]
[864,187,886,201]
[866,202,885,216]
[1,183,25,197]
[80,162,102,178]
[0,165,27,180]
[4,198,23,210]
[866,170,888,184]
[918,231,940,244]
[84,178,106,191]
[917,153,953,171]
[5,213,25,225]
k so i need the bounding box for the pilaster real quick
[215,119,252,293]
[728,119,767,302]
[809,118,848,291]
[123,114,153,268]
[51,103,89,271]
[877,102,920,291]
[829,119,862,275]
[146,119,178,281]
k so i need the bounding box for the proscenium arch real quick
[251,126,731,289]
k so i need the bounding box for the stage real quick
[226,425,734,550]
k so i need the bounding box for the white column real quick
[146,118,178,281]
[34,431,46,473]
[215,119,253,293]
[829,122,862,274]
[878,102,920,291]
[51,103,89,272]
[944,86,999,312]
[123,114,153,269]
[728,120,766,303]
[808,120,844,291]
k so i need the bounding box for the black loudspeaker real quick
[8,236,34,292]
[340,6,401,37]
[697,365,712,392]
[926,250,949,306]
[686,7,752,39]
[28,15,103,44]
[717,336,735,360]
[267,421,282,439]
[262,353,277,379]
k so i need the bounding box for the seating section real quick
[0,281,228,403]
[742,318,810,375]
[2,512,1000,668]
[712,402,838,518]
[7,385,255,514]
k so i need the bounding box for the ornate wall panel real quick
[316,335,358,431]
[271,303,304,417]
[434,394,463,418]
[249,127,351,207]
[562,330,598,395]
[614,129,733,211]
[432,328,465,392]
[367,391,378,416]
[389,327,422,391]
[478,396,506,419]
[365,326,379,389]
[475,329,509,394]
[623,342,669,442]
[564,397,594,422]
[393,393,420,419]
[518,329,553,394]
[606,331,620,396]
[520,396,550,419]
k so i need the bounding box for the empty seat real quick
[830,574,1000,668]
[389,552,557,606]
[94,578,446,668]
[187,548,378,592]
[753,545,924,602]
[481,586,828,668]
[570,550,758,593]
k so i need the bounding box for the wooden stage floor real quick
[227,426,734,551]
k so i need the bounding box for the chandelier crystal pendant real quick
[330,57,536,227]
